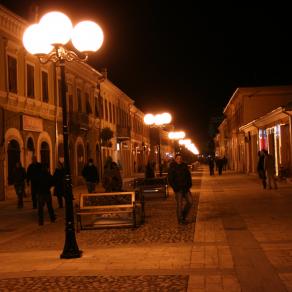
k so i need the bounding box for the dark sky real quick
[2,0,292,151]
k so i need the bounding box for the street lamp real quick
[144,113,172,176]
[168,131,185,155]
[22,11,104,259]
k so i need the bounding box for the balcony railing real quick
[116,125,131,141]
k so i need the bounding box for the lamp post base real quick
[60,228,83,259]
[60,249,82,259]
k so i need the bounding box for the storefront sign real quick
[22,115,43,132]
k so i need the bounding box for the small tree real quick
[100,127,113,147]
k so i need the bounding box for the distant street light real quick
[168,131,186,154]
[144,112,172,176]
[23,11,104,259]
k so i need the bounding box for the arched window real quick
[8,139,20,185]
[40,141,50,168]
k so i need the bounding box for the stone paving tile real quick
[261,243,292,268]
[279,273,292,292]
[0,275,188,291]
[188,274,241,292]
[191,232,233,269]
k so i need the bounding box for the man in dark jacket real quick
[168,154,193,224]
[27,156,41,209]
[82,158,99,193]
[38,163,56,225]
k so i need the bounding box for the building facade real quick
[216,86,292,176]
[0,5,171,200]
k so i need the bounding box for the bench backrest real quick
[134,177,168,188]
[79,192,135,209]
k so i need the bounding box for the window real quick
[98,96,104,118]
[113,104,116,124]
[58,79,62,106]
[85,93,92,114]
[69,94,73,113]
[105,99,108,121]
[26,64,34,98]
[8,55,17,93]
[77,88,82,112]
[95,96,99,117]
[109,102,112,123]
[41,71,49,102]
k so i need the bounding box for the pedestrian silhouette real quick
[208,156,215,176]
[257,150,267,189]
[53,161,65,208]
[102,157,123,192]
[145,160,155,179]
[216,157,224,175]
[168,154,193,225]
[12,161,26,208]
[264,150,278,190]
[82,158,99,193]
[37,163,56,225]
[27,156,41,209]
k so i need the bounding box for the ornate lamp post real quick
[144,113,172,176]
[22,11,104,259]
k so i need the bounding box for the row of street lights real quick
[144,113,172,176]
[22,10,199,260]
[143,112,199,175]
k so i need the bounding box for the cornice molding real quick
[0,6,27,41]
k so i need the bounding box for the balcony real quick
[116,125,131,141]
[68,112,89,133]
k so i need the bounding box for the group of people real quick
[13,155,124,225]
[13,157,64,225]
[81,156,123,193]
[13,153,194,227]
[257,149,278,190]
[208,156,228,176]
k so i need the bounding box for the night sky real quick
[1,0,292,151]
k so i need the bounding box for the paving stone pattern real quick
[0,193,199,251]
[0,275,188,291]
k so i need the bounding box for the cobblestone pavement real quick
[0,171,202,291]
[0,275,188,291]
[0,192,199,251]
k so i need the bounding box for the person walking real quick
[145,160,155,179]
[264,150,278,190]
[27,156,42,209]
[257,150,267,189]
[216,157,224,176]
[208,156,215,176]
[53,161,65,208]
[37,164,56,225]
[102,157,123,192]
[168,153,193,225]
[82,158,99,193]
[12,161,26,208]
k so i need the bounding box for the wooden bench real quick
[76,191,144,231]
[134,176,169,199]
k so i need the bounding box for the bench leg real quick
[76,215,80,233]
[133,203,137,228]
